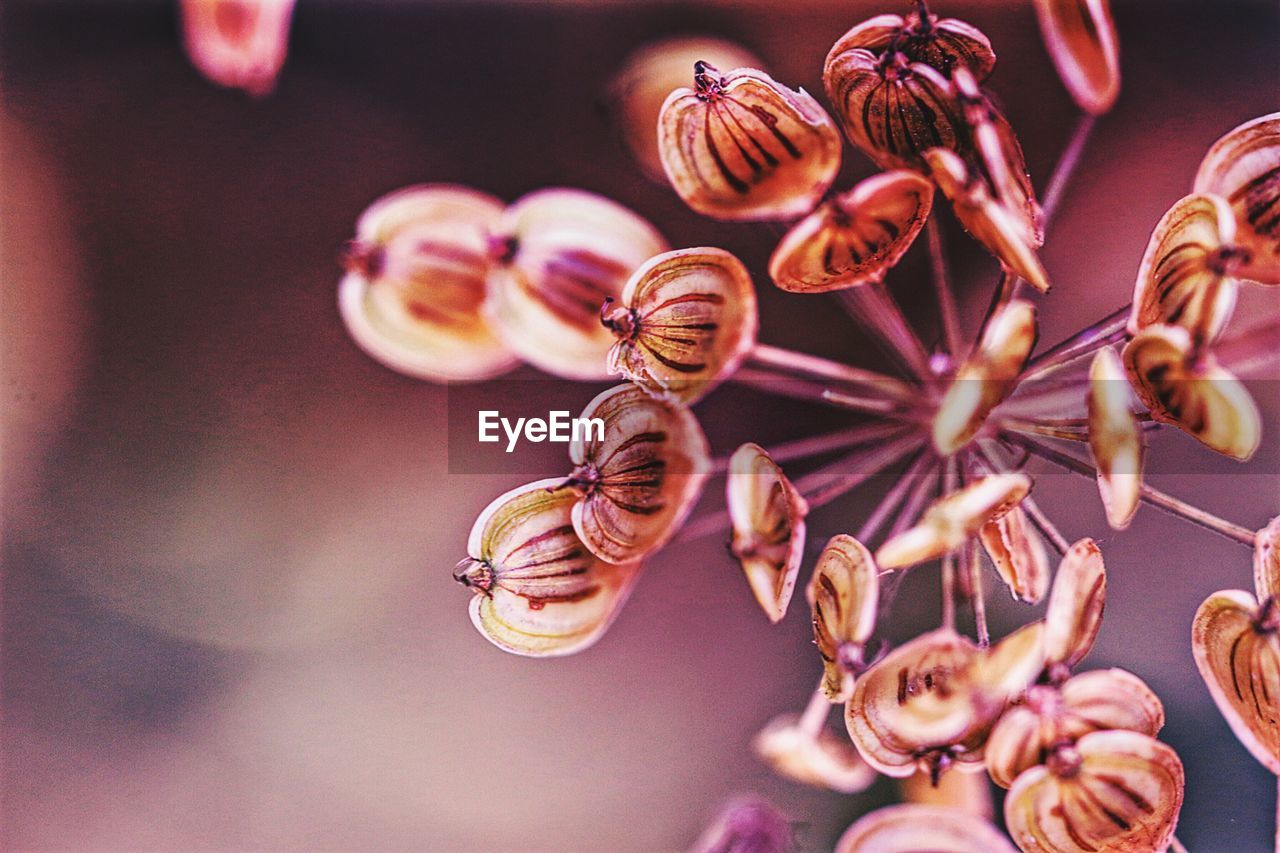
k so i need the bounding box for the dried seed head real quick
[899,765,994,819]
[1254,515,1280,602]
[1087,348,1143,529]
[1043,538,1107,671]
[180,0,295,97]
[608,37,763,181]
[807,534,880,701]
[933,299,1038,454]
[657,64,842,221]
[1194,111,1280,285]
[1004,731,1184,853]
[768,170,934,293]
[690,797,792,853]
[877,473,1033,571]
[827,12,996,81]
[569,384,709,564]
[980,507,1051,604]
[726,443,809,624]
[835,804,1016,853]
[753,713,877,794]
[485,188,667,379]
[606,247,757,405]
[338,184,518,382]
[1122,324,1261,461]
[460,479,643,656]
[925,148,1051,292]
[1032,0,1121,114]
[1192,588,1280,774]
[1129,193,1241,345]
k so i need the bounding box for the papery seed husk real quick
[569,384,709,564]
[985,700,1050,790]
[808,534,880,701]
[981,508,1050,604]
[1192,589,1280,774]
[1255,515,1280,602]
[180,0,295,97]
[1122,323,1261,461]
[1004,730,1184,853]
[1032,0,1121,115]
[338,184,519,382]
[836,804,1017,853]
[1128,193,1240,345]
[1043,538,1106,670]
[827,12,997,81]
[726,443,809,623]
[1195,112,1280,285]
[900,765,995,820]
[753,714,877,794]
[658,64,842,221]
[607,247,757,405]
[974,622,1047,700]
[1087,348,1143,529]
[768,170,934,293]
[460,478,642,657]
[486,188,667,379]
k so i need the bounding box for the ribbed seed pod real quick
[826,12,996,80]
[1043,539,1107,671]
[726,443,809,623]
[1087,348,1143,529]
[1254,515,1280,602]
[980,507,1051,604]
[808,534,880,702]
[836,804,1016,853]
[1032,0,1121,115]
[1194,111,1280,285]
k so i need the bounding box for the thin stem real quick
[858,450,936,544]
[1021,304,1131,382]
[729,369,902,417]
[750,343,918,402]
[927,217,963,361]
[968,538,989,647]
[762,422,913,467]
[1217,315,1280,378]
[1022,495,1071,555]
[838,283,936,382]
[799,436,928,511]
[1001,418,1089,443]
[798,676,831,737]
[887,459,942,539]
[1168,835,1189,853]
[1040,114,1097,225]
[940,458,959,630]
[821,388,919,417]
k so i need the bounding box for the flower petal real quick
[1194,112,1280,285]
[1043,538,1107,670]
[753,714,877,794]
[1032,0,1121,114]
[808,534,880,701]
[1087,348,1143,529]
[836,804,1016,853]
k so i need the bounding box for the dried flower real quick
[1194,111,1280,285]
[1032,0,1121,114]
[726,443,809,623]
[180,0,295,96]
[808,534,880,702]
[827,11,996,80]
[836,804,1017,853]
[1086,348,1143,529]
[753,713,876,794]
[877,473,1032,570]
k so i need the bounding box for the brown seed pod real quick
[568,384,709,564]
[1044,538,1107,671]
[486,188,667,379]
[180,0,295,97]
[1005,731,1184,853]
[1255,515,1280,602]
[658,63,842,221]
[877,473,1033,571]
[1032,0,1121,115]
[980,507,1050,604]
[1129,194,1241,345]
[608,37,764,181]
[456,479,643,657]
[933,299,1038,454]
[726,443,809,624]
[605,247,757,405]
[925,148,1050,292]
[808,534,880,702]
[1122,324,1260,461]
[827,11,997,80]
[835,804,1017,853]
[823,48,966,171]
[339,184,519,382]
[1192,589,1280,774]
[768,170,934,293]
[753,713,877,794]
[1087,348,1143,529]
[1194,111,1280,285]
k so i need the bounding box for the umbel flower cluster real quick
[180,0,1277,849]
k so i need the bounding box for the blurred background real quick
[2,0,1278,849]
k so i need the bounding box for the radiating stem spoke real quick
[1021,494,1071,555]
[838,283,936,383]
[967,538,989,648]
[940,458,959,630]
[1040,114,1097,225]
[858,450,936,544]
[750,343,919,402]
[926,217,963,361]
[1217,316,1280,378]
[798,676,832,737]
[730,369,902,417]
[798,436,928,511]
[1021,304,1131,382]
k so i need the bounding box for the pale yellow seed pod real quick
[658,63,842,221]
[980,507,1050,604]
[180,0,295,97]
[1032,0,1121,115]
[1086,347,1143,529]
[808,534,880,702]
[1043,538,1106,671]
[1194,111,1280,285]
[828,12,996,80]
[338,184,518,382]
[1254,515,1280,602]
[836,804,1016,853]
[753,714,877,794]
[726,443,809,624]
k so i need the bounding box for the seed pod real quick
[768,170,934,293]
[726,443,809,623]
[338,184,518,382]
[974,622,1048,699]
[1032,0,1121,115]
[658,63,842,221]
[1192,589,1280,774]
[824,49,965,171]
[900,765,994,820]
[456,479,642,657]
[1086,348,1143,529]
[486,189,667,379]
[980,507,1050,604]
[835,804,1017,853]
[1122,324,1260,461]
[1005,731,1185,853]
[1255,515,1280,602]
[753,714,877,794]
[828,12,996,81]
[1129,194,1241,345]
[1194,112,1280,285]
[878,473,1033,571]
[925,148,1050,292]
[933,299,1038,454]
[180,0,295,97]
[568,384,709,564]
[608,37,764,181]
[605,247,757,405]
[808,534,880,701]
[691,797,792,853]
[1043,538,1106,671]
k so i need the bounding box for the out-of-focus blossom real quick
[180,0,296,97]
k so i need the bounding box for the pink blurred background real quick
[3,0,1278,849]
